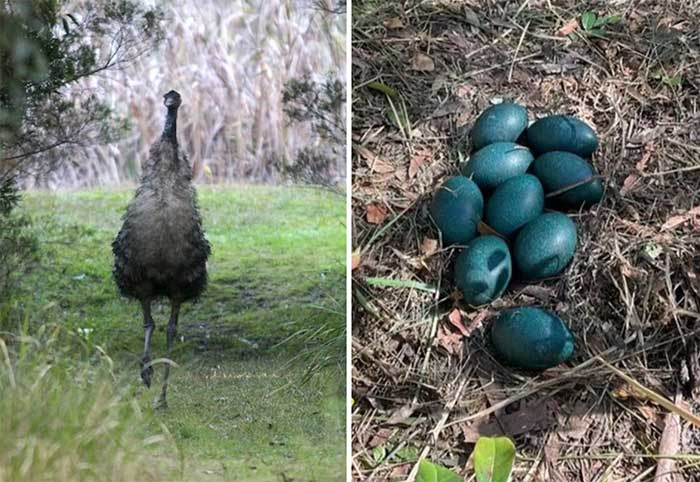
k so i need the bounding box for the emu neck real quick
[162,106,179,142]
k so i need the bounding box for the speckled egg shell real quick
[527,115,599,157]
[429,176,484,245]
[532,151,603,208]
[471,102,529,150]
[454,235,512,306]
[513,212,577,280]
[490,306,575,370]
[485,174,544,237]
[462,142,534,191]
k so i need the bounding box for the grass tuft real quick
[0,332,177,482]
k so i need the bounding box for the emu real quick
[112,90,210,409]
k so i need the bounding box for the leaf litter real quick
[352,1,700,480]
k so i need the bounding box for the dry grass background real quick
[351,1,700,481]
[29,0,345,187]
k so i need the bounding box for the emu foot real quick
[140,355,154,388]
[155,395,168,410]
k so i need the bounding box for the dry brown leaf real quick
[389,465,410,478]
[367,428,393,448]
[620,175,639,196]
[462,401,557,442]
[462,309,491,336]
[455,84,476,99]
[351,249,361,271]
[366,204,388,224]
[385,403,415,425]
[662,206,700,231]
[408,149,429,178]
[356,146,395,174]
[436,324,462,354]
[478,221,503,237]
[557,18,579,36]
[621,143,655,195]
[421,237,438,256]
[561,402,591,442]
[410,53,435,72]
[447,309,470,337]
[384,17,404,29]
[638,405,664,430]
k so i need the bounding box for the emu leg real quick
[157,300,181,409]
[140,299,155,387]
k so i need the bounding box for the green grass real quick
[1,185,346,481]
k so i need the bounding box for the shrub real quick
[0,178,38,303]
[281,74,346,187]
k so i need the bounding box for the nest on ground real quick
[351,1,700,480]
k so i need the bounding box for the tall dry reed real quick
[27,0,345,187]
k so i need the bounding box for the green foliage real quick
[0,178,38,304]
[0,0,163,180]
[473,436,516,482]
[579,11,621,38]
[283,74,345,145]
[282,74,346,186]
[416,459,463,482]
[653,70,683,88]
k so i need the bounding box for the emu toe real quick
[140,355,154,388]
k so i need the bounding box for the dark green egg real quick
[462,142,534,190]
[429,176,484,245]
[527,115,599,156]
[513,212,577,280]
[532,151,603,208]
[490,306,575,370]
[471,102,528,150]
[485,174,544,237]
[454,235,512,305]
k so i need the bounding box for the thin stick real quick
[508,21,530,82]
[545,175,605,199]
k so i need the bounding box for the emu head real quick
[163,90,182,109]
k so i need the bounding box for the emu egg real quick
[471,102,528,150]
[532,151,603,208]
[485,174,544,237]
[462,142,534,190]
[429,176,484,245]
[490,307,575,370]
[454,235,512,305]
[514,212,577,280]
[527,115,599,157]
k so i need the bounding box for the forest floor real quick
[3,185,346,482]
[351,1,700,481]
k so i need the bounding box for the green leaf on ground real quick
[416,459,463,482]
[473,436,516,482]
[586,28,608,39]
[367,81,398,99]
[580,11,597,31]
[662,74,682,87]
[595,14,621,26]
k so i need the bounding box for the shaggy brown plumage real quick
[112,90,210,408]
